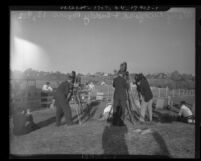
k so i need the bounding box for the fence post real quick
[173,89,174,97]
[107,86,110,100]
[166,87,168,97]
[159,88,160,97]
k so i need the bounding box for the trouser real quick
[178,115,195,123]
[112,106,123,125]
[140,97,153,122]
[55,95,72,126]
[113,98,127,122]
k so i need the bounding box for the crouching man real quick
[12,108,37,136]
[54,74,74,126]
[178,101,195,124]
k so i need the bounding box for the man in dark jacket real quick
[54,74,74,126]
[136,73,153,122]
[112,72,130,125]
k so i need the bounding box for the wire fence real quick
[9,79,195,113]
[92,85,195,100]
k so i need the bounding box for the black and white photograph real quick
[9,6,197,158]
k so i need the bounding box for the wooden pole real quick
[108,85,110,101]
[166,87,168,97]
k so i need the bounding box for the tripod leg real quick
[75,103,81,125]
[76,94,84,114]
[73,95,82,125]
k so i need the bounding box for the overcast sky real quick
[10,8,195,75]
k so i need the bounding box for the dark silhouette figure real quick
[102,124,129,155]
[112,105,125,126]
[152,131,171,158]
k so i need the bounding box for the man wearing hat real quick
[54,72,75,126]
[112,71,130,126]
[119,62,129,81]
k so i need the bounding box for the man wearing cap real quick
[119,62,129,81]
[54,73,75,126]
[112,71,130,126]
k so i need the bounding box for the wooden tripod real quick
[71,89,84,125]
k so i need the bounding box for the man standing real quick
[54,74,74,126]
[112,71,130,126]
[135,73,153,123]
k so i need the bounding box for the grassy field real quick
[9,100,195,158]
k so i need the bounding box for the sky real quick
[10,8,195,75]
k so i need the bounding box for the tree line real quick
[10,68,195,89]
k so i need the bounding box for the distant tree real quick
[170,70,182,81]
[24,68,33,78]
[180,73,193,81]
[146,74,152,79]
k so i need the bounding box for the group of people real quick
[11,63,195,136]
[101,62,195,126]
[111,62,154,126]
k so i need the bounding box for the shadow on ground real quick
[11,116,57,136]
[35,116,56,129]
[72,101,100,124]
[152,110,178,123]
[152,131,172,158]
[102,124,129,155]
[19,100,101,135]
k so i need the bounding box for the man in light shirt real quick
[41,82,54,108]
[98,102,113,121]
[42,82,53,93]
[178,101,195,124]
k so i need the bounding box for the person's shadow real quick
[102,124,129,155]
[153,110,178,123]
[152,131,172,158]
[72,100,100,124]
